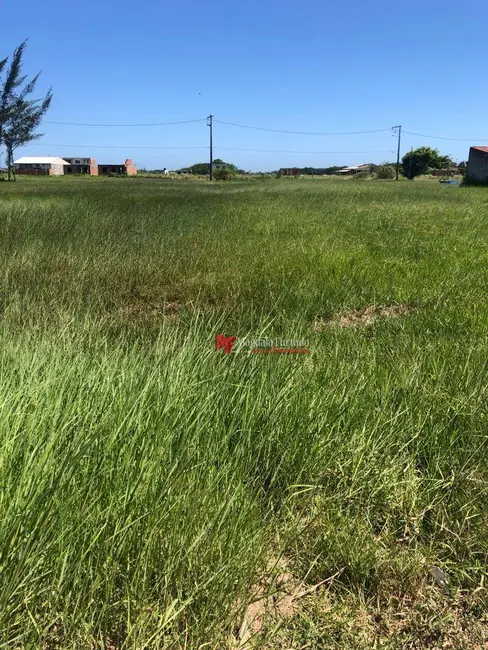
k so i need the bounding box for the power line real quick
[28,142,393,154]
[44,118,207,127]
[218,147,395,154]
[214,119,392,136]
[29,143,208,150]
[38,116,488,141]
[403,130,487,142]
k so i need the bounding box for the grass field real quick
[0,176,488,648]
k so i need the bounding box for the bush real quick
[376,165,396,180]
[213,167,236,181]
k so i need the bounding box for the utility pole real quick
[393,125,402,180]
[207,114,213,181]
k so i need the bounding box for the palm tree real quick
[0,40,53,179]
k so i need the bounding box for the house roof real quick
[14,156,69,165]
[471,146,488,153]
[336,164,371,173]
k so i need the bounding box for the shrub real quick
[376,165,396,180]
[213,167,236,181]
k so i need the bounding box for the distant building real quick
[431,167,460,177]
[335,164,371,176]
[98,159,137,176]
[14,157,69,176]
[277,168,300,177]
[63,157,98,175]
[466,146,488,182]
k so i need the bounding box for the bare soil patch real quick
[233,560,333,649]
[314,303,414,331]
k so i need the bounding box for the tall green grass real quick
[0,177,487,647]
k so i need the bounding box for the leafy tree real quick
[296,166,345,175]
[0,40,52,179]
[401,147,452,180]
[187,162,209,175]
[212,159,245,174]
[179,159,244,176]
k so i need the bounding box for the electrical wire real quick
[218,147,395,154]
[39,117,486,142]
[44,118,207,127]
[29,143,208,150]
[28,143,393,154]
[403,130,488,142]
[214,119,392,135]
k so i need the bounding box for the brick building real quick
[466,146,488,183]
[98,159,137,176]
[277,167,300,177]
[63,157,98,175]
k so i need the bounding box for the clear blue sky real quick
[2,0,487,171]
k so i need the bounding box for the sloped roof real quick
[471,146,488,153]
[14,156,70,165]
[336,164,371,173]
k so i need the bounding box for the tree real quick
[4,95,52,180]
[0,40,52,179]
[178,159,244,176]
[186,162,209,175]
[401,146,452,180]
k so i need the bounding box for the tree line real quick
[0,41,52,180]
[294,152,465,179]
[401,147,465,179]
[177,154,466,179]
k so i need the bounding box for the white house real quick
[14,157,70,176]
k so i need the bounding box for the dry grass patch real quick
[244,585,488,649]
[232,560,335,649]
[314,303,415,331]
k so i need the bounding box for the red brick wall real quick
[16,168,49,176]
[125,159,137,176]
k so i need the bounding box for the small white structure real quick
[14,156,70,176]
[336,164,371,176]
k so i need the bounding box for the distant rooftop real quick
[336,164,371,173]
[14,156,69,165]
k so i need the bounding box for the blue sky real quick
[2,0,487,170]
